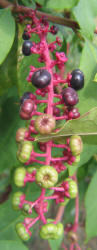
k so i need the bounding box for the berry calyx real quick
[22,40,33,56]
[17,141,33,163]
[50,25,59,35]
[70,69,84,90]
[16,128,27,143]
[12,191,24,210]
[31,69,51,88]
[36,165,58,188]
[65,178,78,198]
[35,114,56,135]
[62,87,79,106]
[16,223,31,241]
[14,167,27,187]
[69,135,83,156]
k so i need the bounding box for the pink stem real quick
[27,216,40,229]
[55,115,66,120]
[36,100,48,103]
[75,243,81,250]
[34,152,47,157]
[52,143,66,148]
[50,187,64,192]
[51,157,69,161]
[73,176,79,232]
[70,243,74,250]
[45,195,58,200]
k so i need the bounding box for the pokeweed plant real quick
[0,1,97,250]
[12,10,83,249]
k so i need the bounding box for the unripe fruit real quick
[35,114,56,135]
[12,191,24,210]
[62,87,79,106]
[17,141,33,163]
[16,128,27,143]
[14,167,26,187]
[22,40,33,56]
[69,135,83,156]
[27,167,37,173]
[70,69,84,91]
[16,223,31,241]
[39,223,57,239]
[55,223,64,238]
[65,178,78,198]
[36,165,58,188]
[31,69,51,88]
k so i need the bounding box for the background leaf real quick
[85,170,97,241]
[0,241,28,250]
[45,0,79,11]
[0,9,15,65]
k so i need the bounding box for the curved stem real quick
[55,205,65,223]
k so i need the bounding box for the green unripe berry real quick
[36,165,58,188]
[16,222,30,241]
[16,127,27,143]
[72,155,80,166]
[22,203,32,215]
[65,178,78,198]
[55,223,64,238]
[12,191,23,210]
[39,223,57,239]
[27,166,37,173]
[14,167,26,187]
[69,135,83,156]
[17,141,33,163]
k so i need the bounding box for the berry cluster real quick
[13,11,84,245]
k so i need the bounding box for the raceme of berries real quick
[22,40,33,56]
[13,10,84,245]
[70,69,84,90]
[31,69,51,88]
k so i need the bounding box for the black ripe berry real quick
[70,69,84,90]
[31,69,51,89]
[50,25,59,35]
[20,92,32,105]
[62,87,79,106]
[22,41,32,56]
[22,31,30,40]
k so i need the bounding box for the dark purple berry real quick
[22,31,30,40]
[38,142,47,152]
[50,25,59,35]
[62,87,79,106]
[22,40,33,56]
[31,69,51,89]
[70,69,84,90]
[20,92,32,105]
[70,107,80,119]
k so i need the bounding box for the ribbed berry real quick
[70,69,84,90]
[31,69,51,88]
[62,87,79,106]
[22,40,33,56]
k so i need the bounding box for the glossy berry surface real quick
[50,25,59,35]
[69,107,80,119]
[20,92,32,105]
[62,87,79,106]
[70,69,84,90]
[22,31,30,40]
[22,40,32,56]
[31,69,51,88]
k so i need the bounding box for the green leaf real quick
[0,241,28,250]
[73,0,96,40]
[48,236,63,250]
[0,9,15,65]
[35,107,97,144]
[0,27,18,96]
[93,73,97,82]
[21,0,36,8]
[77,41,97,113]
[85,170,97,241]
[45,0,79,11]
[0,87,24,173]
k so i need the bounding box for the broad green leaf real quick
[93,73,97,82]
[45,0,79,11]
[77,41,97,113]
[0,9,15,64]
[73,0,96,40]
[0,241,28,250]
[35,107,97,144]
[0,28,18,96]
[0,87,24,173]
[85,170,97,241]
